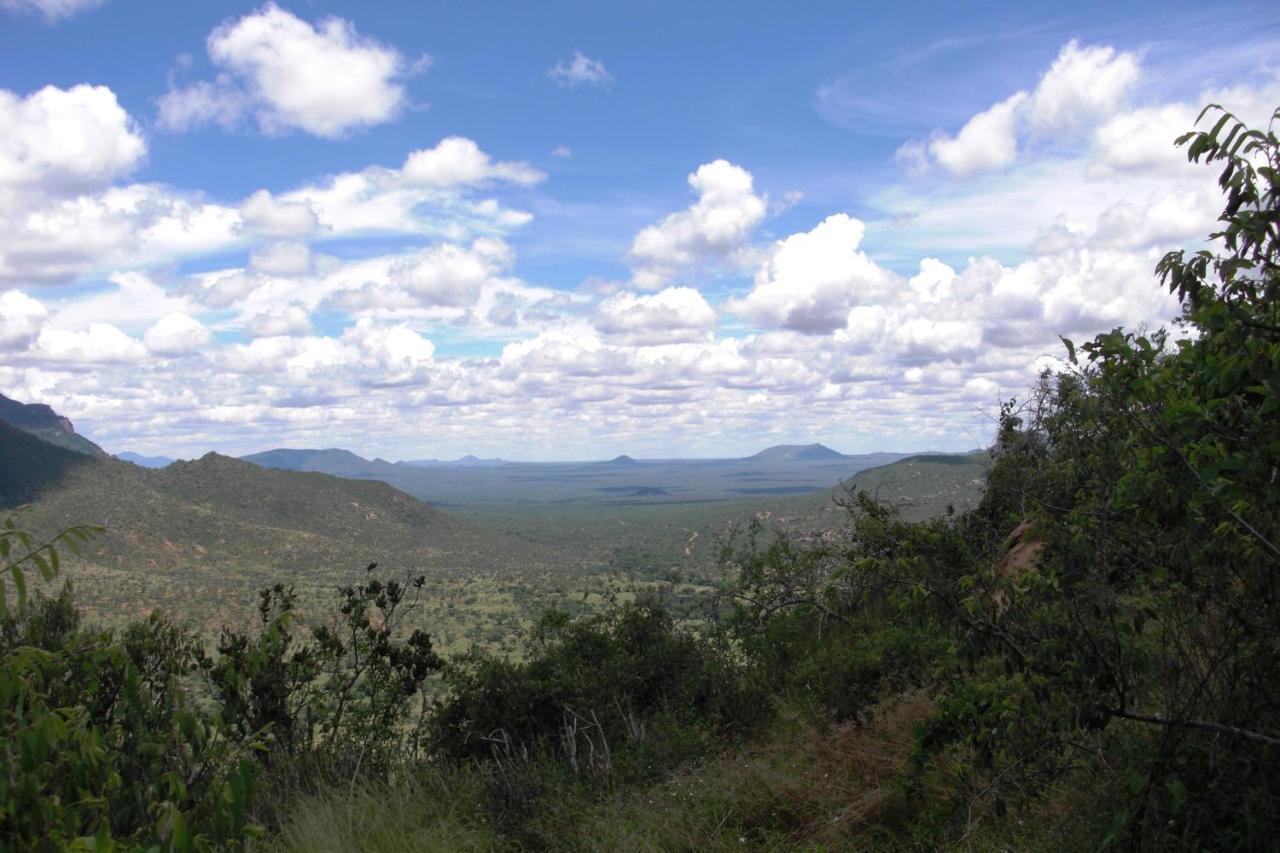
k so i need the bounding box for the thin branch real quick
[1106,707,1280,748]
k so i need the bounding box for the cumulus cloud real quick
[7,37,1268,459]
[1093,103,1199,173]
[731,214,897,334]
[238,189,322,238]
[249,241,313,276]
[0,290,48,351]
[928,92,1028,176]
[342,318,435,385]
[388,238,515,308]
[253,139,541,238]
[0,84,145,192]
[548,52,612,88]
[630,159,766,288]
[0,0,102,21]
[244,304,312,337]
[144,312,212,356]
[158,3,416,137]
[401,137,545,188]
[0,185,242,287]
[1,131,535,289]
[1029,40,1140,133]
[34,322,146,364]
[907,40,1142,176]
[594,287,716,345]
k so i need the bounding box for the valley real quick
[0,394,987,655]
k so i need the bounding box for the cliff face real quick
[0,392,107,457]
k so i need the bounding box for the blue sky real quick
[0,0,1277,459]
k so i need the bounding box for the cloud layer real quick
[2,30,1275,460]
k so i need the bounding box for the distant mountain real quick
[117,452,175,469]
[749,443,845,462]
[242,447,401,478]
[453,454,507,466]
[403,455,508,467]
[0,392,106,457]
[600,454,641,466]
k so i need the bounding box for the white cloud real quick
[1093,103,1198,174]
[249,241,313,275]
[388,238,515,308]
[630,159,767,288]
[0,185,242,287]
[551,145,572,158]
[262,139,539,237]
[909,41,1142,177]
[1029,40,1140,133]
[342,318,435,384]
[238,189,321,238]
[731,213,897,334]
[0,290,48,351]
[595,287,716,345]
[0,0,102,22]
[34,322,146,364]
[0,84,145,192]
[155,77,249,133]
[52,271,196,332]
[244,304,312,338]
[401,137,545,188]
[221,334,350,377]
[928,92,1028,176]
[159,3,415,137]
[144,312,212,356]
[549,52,611,88]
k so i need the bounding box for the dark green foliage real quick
[431,595,767,774]
[714,106,1280,849]
[210,565,442,781]
[0,515,444,849]
[722,495,963,722]
[910,105,1280,849]
[0,586,257,850]
[0,420,94,509]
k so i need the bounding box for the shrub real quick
[431,595,768,779]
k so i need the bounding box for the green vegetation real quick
[2,104,1276,849]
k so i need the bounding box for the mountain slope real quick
[0,430,556,630]
[823,451,990,521]
[0,420,96,506]
[0,392,106,457]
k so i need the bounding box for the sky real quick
[0,0,1277,460]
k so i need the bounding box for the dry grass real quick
[269,769,500,853]
[562,691,935,851]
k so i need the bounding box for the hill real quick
[117,451,175,468]
[0,391,105,457]
[1,428,560,637]
[241,447,401,478]
[819,451,990,521]
[748,443,846,462]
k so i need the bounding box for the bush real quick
[431,595,768,780]
[0,586,257,849]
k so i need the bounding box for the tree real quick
[922,104,1280,847]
